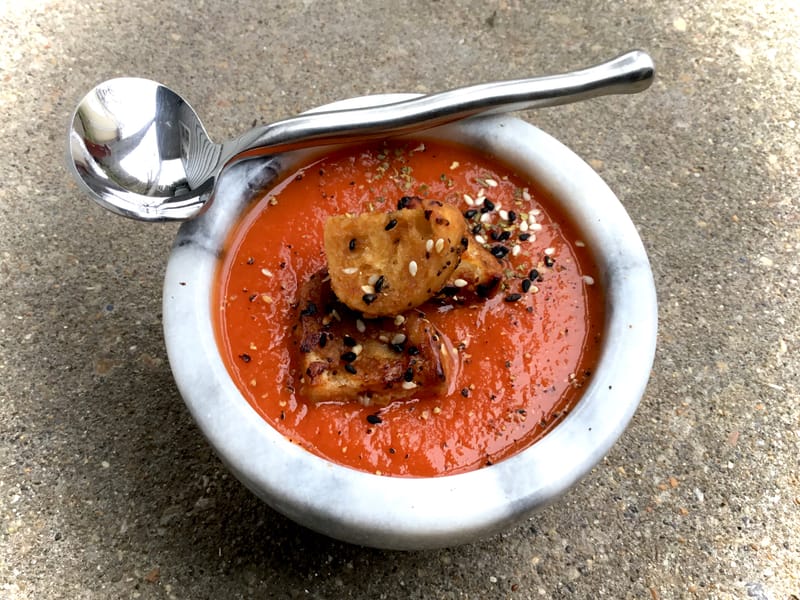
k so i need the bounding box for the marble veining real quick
[162,96,657,550]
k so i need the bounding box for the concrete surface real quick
[1,0,798,598]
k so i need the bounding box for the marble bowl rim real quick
[162,94,657,550]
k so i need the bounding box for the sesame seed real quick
[521,278,532,293]
[361,284,375,294]
[385,218,398,231]
[530,223,543,232]
[394,314,406,325]
[485,178,498,187]
[362,293,377,304]
[352,343,363,355]
[519,232,531,241]
[519,221,529,232]
[474,234,487,245]
[435,238,445,253]
[402,381,417,390]
[450,161,460,170]
[374,275,385,293]
[426,239,434,253]
[345,363,357,375]
[261,294,273,304]
[490,245,509,259]
[511,244,521,257]
[544,247,555,256]
[366,413,382,424]
[408,260,418,276]
[356,319,366,333]
[474,195,485,206]
[453,278,468,288]
[343,335,357,347]
[367,274,380,285]
[504,293,522,302]
[463,194,475,206]
[480,213,491,224]
[582,275,595,285]
[464,209,478,219]
[544,255,555,268]
[522,189,531,201]
[528,268,540,281]
[403,368,414,382]
[342,267,358,275]
[261,268,274,277]
[391,333,407,345]
[499,209,509,221]
[575,240,586,247]
[349,238,357,251]
[341,351,357,362]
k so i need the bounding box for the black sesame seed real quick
[318,335,327,348]
[490,245,510,259]
[508,211,517,223]
[343,335,357,347]
[374,275,385,293]
[461,388,470,398]
[504,293,522,302]
[464,209,478,219]
[385,218,398,231]
[544,255,555,268]
[341,351,357,363]
[397,196,414,209]
[362,293,377,305]
[366,414,383,425]
[404,368,414,382]
[497,230,511,242]
[390,343,405,353]
[407,346,420,356]
[300,302,317,316]
[521,278,532,293]
[528,269,540,281]
[471,223,482,235]
[519,232,531,241]
[238,353,251,363]
[483,199,495,211]
[345,363,357,375]
[349,238,357,251]
[246,257,255,265]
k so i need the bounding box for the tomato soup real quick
[214,139,604,477]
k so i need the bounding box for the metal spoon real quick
[67,50,654,222]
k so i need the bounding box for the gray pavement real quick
[2,1,798,598]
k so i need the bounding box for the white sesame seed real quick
[499,210,509,221]
[493,203,502,213]
[485,178,498,187]
[331,309,341,321]
[401,381,417,390]
[511,244,521,256]
[474,194,485,206]
[544,247,555,256]
[575,240,586,247]
[352,343,363,355]
[463,193,474,206]
[408,260,418,276]
[530,222,543,231]
[530,285,539,293]
[522,189,531,201]
[342,267,358,275]
[378,334,389,343]
[453,278,468,288]
[480,213,491,224]
[519,221,529,232]
[261,268,274,277]
[530,208,541,216]
[367,274,380,285]
[394,314,406,326]
[391,333,407,345]
[426,239,434,253]
[356,319,366,333]
[435,238,445,253]
[450,161,460,170]
[582,275,595,285]
[474,234,487,245]
[361,284,375,294]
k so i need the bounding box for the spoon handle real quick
[224,50,654,162]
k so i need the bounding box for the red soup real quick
[214,139,604,477]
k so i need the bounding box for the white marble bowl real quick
[162,96,657,550]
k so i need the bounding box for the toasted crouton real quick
[324,199,467,317]
[292,270,456,405]
[447,237,503,297]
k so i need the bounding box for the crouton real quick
[292,270,457,406]
[323,199,468,317]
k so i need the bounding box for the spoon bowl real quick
[68,50,654,221]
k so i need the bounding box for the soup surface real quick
[215,139,604,477]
